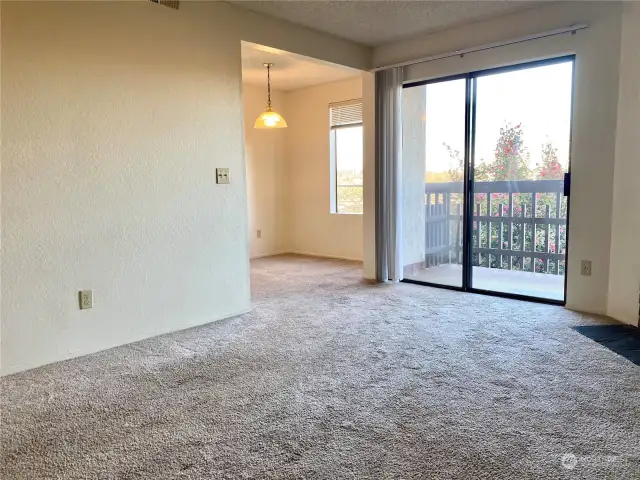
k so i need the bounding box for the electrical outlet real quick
[581,260,592,276]
[216,168,230,184]
[257,229,262,239]
[79,290,93,309]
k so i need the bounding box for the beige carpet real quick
[1,255,639,479]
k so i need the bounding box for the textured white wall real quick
[0,3,3,359]
[0,1,370,375]
[284,78,364,260]
[401,87,427,268]
[243,85,289,258]
[607,2,640,327]
[371,2,623,314]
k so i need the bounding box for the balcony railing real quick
[424,180,567,275]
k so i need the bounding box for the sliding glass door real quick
[471,62,573,300]
[402,56,574,303]
[402,79,467,287]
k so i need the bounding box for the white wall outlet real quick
[216,168,230,184]
[257,229,262,239]
[79,290,93,309]
[581,260,592,276]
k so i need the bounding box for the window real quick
[330,100,363,214]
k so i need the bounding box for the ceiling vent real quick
[150,0,179,10]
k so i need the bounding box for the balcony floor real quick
[406,264,565,301]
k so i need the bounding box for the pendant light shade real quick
[254,108,287,129]
[255,63,287,129]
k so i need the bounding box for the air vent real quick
[150,0,179,10]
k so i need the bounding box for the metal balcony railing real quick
[424,180,567,275]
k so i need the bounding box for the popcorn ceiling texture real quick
[241,42,360,91]
[233,1,539,47]
[1,256,639,478]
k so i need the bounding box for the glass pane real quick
[337,186,363,214]
[402,79,467,287]
[335,125,363,214]
[471,61,573,301]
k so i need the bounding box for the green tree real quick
[443,143,464,182]
[442,143,492,181]
[443,123,532,182]
[440,124,567,275]
[536,141,564,180]
[336,170,363,214]
[488,123,531,181]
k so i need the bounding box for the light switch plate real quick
[216,168,230,184]
[79,290,93,309]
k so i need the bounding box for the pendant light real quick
[254,63,287,129]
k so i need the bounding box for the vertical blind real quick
[330,100,363,128]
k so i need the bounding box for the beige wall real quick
[243,84,288,258]
[0,3,2,355]
[362,72,376,279]
[243,77,364,261]
[607,2,640,327]
[0,1,370,375]
[369,2,624,314]
[284,77,364,260]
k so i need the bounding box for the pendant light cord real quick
[267,64,272,109]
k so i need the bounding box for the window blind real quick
[330,100,363,128]
[149,0,179,10]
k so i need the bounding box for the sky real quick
[421,61,573,175]
[333,61,573,179]
[335,125,364,178]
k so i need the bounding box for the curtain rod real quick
[372,24,588,72]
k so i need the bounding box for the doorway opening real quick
[240,41,366,292]
[402,56,574,304]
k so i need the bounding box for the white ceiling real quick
[233,0,542,47]
[241,41,361,91]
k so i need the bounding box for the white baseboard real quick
[249,250,289,260]
[250,250,363,262]
[1,307,253,377]
[288,251,363,262]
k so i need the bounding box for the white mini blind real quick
[330,100,363,128]
[149,0,179,10]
